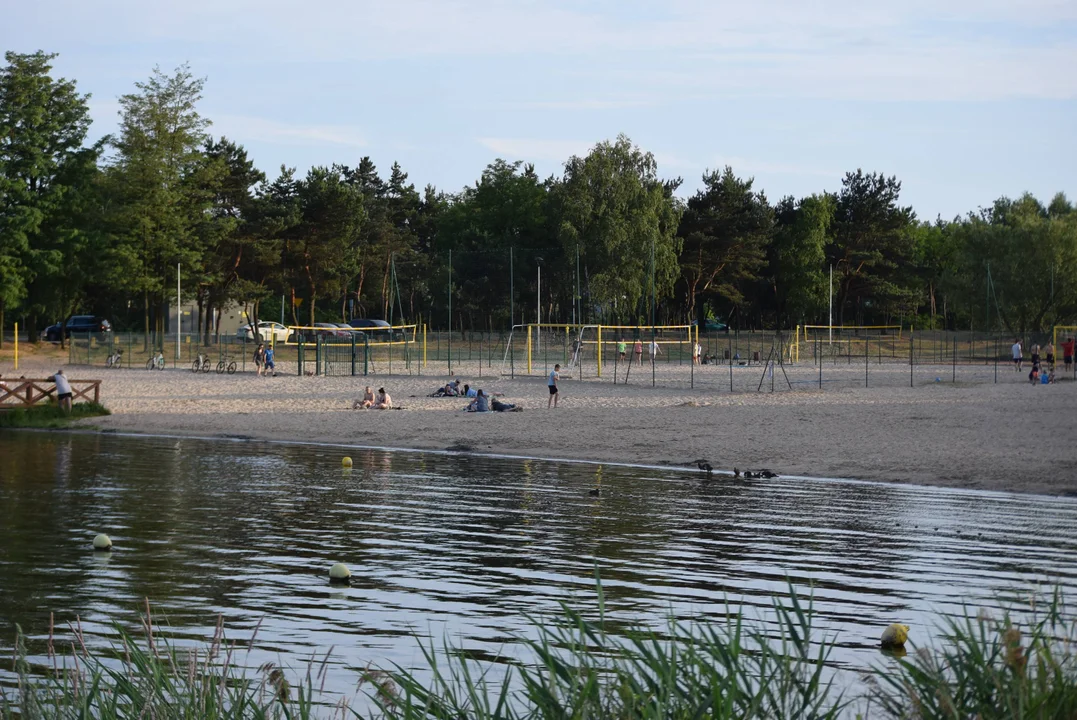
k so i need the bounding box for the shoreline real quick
[5,358,1077,497]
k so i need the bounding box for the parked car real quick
[347,318,393,340]
[236,321,291,343]
[43,315,111,342]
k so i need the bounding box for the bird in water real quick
[759,469,778,479]
[697,461,713,474]
[880,623,910,649]
[733,467,741,478]
[743,469,779,479]
[588,488,600,497]
[743,470,761,479]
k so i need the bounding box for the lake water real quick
[2,430,1076,709]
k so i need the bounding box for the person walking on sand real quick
[633,338,643,366]
[264,344,276,377]
[548,363,563,408]
[1012,339,1022,371]
[649,339,661,362]
[254,343,266,376]
[617,338,627,363]
[53,369,73,414]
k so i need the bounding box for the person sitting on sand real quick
[353,386,375,409]
[373,387,392,409]
[1029,362,1040,384]
[466,389,491,412]
[463,383,478,398]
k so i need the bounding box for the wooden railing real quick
[0,378,101,409]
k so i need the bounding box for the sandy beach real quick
[4,354,1076,496]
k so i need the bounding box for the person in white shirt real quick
[53,369,73,413]
[548,364,562,408]
[693,342,702,365]
[1011,339,1022,371]
[649,340,661,360]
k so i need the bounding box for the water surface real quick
[2,431,1075,705]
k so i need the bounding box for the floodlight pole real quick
[829,264,833,345]
[176,263,181,361]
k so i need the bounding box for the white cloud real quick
[477,138,594,162]
[714,156,840,179]
[212,116,366,148]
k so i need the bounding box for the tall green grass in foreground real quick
[0,401,109,429]
[2,586,1075,719]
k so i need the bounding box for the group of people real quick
[615,338,661,366]
[431,377,522,412]
[253,343,276,377]
[1011,338,1075,384]
[352,386,393,409]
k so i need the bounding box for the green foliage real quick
[829,171,917,325]
[0,401,109,428]
[553,135,683,321]
[868,588,1077,719]
[769,194,832,326]
[680,167,774,321]
[0,51,99,340]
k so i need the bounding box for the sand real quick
[4,356,1076,496]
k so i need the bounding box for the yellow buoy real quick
[880,623,910,648]
[329,562,352,583]
[342,456,353,468]
[93,533,112,551]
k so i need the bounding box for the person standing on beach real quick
[693,341,702,365]
[1045,342,1056,372]
[264,344,276,377]
[617,338,627,363]
[254,343,266,376]
[633,338,643,366]
[1012,339,1022,371]
[649,339,661,362]
[53,369,73,414]
[1063,337,1075,372]
[548,363,562,408]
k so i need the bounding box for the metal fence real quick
[63,328,1076,393]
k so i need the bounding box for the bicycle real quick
[192,354,212,373]
[216,356,238,375]
[146,352,165,371]
[105,349,123,369]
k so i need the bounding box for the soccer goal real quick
[794,324,903,363]
[1053,325,1077,349]
[500,324,581,376]
[571,324,695,378]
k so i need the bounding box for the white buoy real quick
[329,562,351,583]
[93,533,112,551]
[341,456,353,468]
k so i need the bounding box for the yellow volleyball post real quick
[14,322,18,371]
[526,325,532,374]
[597,325,602,378]
[422,323,427,367]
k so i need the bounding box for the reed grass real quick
[2,584,1075,719]
[0,401,110,429]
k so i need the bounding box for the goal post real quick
[794,324,903,363]
[574,324,695,378]
[1053,325,1077,349]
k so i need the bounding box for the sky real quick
[4,0,1075,220]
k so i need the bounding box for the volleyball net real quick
[792,324,903,363]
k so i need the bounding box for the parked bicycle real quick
[192,353,212,373]
[146,352,165,371]
[105,348,123,368]
[216,356,238,375]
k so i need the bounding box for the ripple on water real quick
[2,431,1076,707]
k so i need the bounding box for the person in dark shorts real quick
[53,369,73,413]
[1063,337,1075,371]
[1045,342,1056,372]
[617,338,627,361]
[548,364,561,408]
[264,344,276,376]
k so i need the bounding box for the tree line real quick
[2,52,1075,347]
